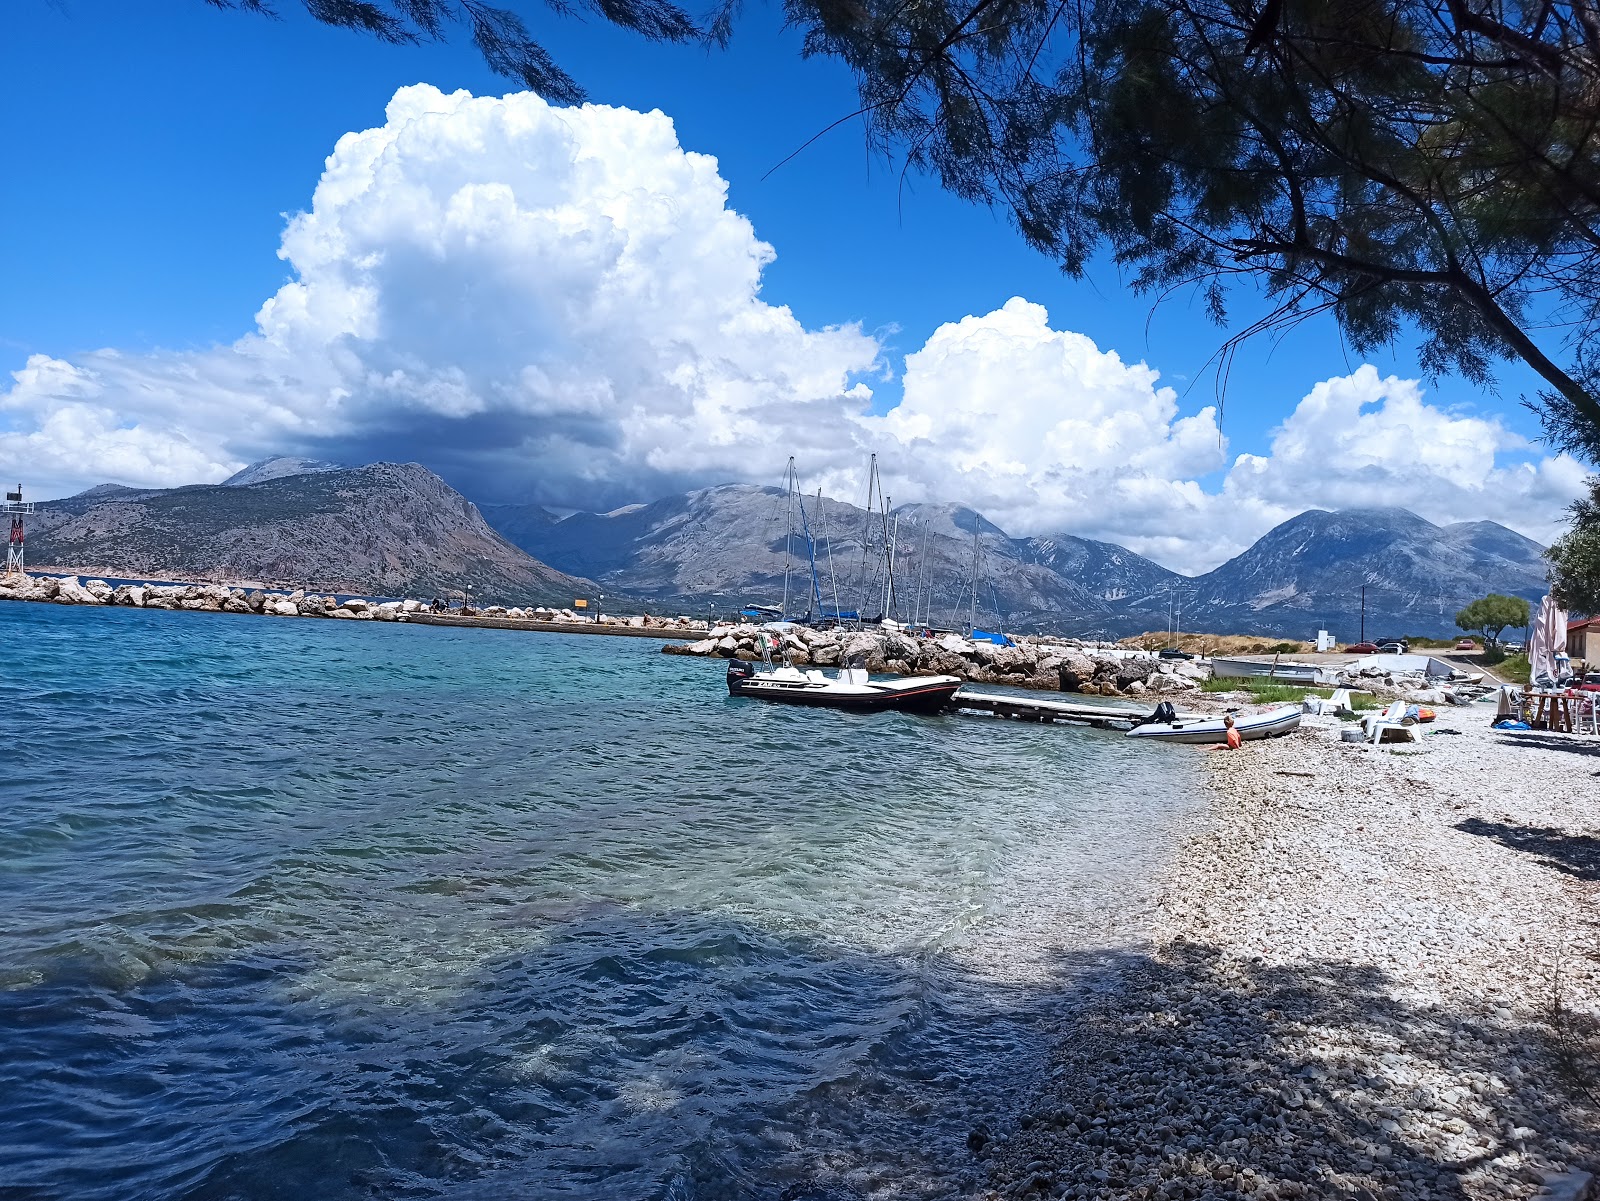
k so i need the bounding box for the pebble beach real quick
[981,711,1600,1201]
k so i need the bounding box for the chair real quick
[1363,698,1418,744]
[1576,695,1599,737]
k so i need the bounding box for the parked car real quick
[1346,642,1379,654]
[1455,639,1478,651]
[1376,641,1406,655]
[1502,641,1524,653]
[1158,647,1195,660]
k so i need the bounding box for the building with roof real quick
[1569,616,1600,666]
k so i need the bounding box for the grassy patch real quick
[1495,653,1532,684]
[1200,678,1335,704]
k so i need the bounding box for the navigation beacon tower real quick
[4,484,30,577]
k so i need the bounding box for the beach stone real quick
[270,598,299,617]
[715,636,739,656]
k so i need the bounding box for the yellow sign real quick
[573,598,588,609]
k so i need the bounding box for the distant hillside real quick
[485,484,1183,635]
[1183,507,1550,638]
[484,488,1552,639]
[28,459,1547,635]
[29,463,595,604]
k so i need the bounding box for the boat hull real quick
[1209,657,1320,683]
[728,674,962,714]
[1126,705,1303,744]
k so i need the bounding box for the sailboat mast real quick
[781,457,795,621]
[884,509,899,622]
[878,496,890,619]
[855,454,877,616]
[969,516,979,635]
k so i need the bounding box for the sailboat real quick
[964,512,1013,647]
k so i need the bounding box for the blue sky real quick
[7,1,1533,433]
[0,0,1583,569]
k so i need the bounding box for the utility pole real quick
[1360,585,1367,643]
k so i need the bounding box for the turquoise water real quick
[0,602,1197,1200]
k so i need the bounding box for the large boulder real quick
[882,633,918,663]
[938,633,975,656]
[1057,651,1095,692]
[270,598,300,617]
[54,577,99,605]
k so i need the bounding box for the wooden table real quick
[1528,690,1576,733]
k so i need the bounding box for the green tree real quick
[1455,593,1532,647]
[1549,478,1600,613]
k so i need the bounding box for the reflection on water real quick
[0,602,1197,1200]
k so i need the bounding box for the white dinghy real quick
[1126,703,1302,744]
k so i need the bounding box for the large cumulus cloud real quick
[0,84,1586,573]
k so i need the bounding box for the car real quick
[1501,641,1524,653]
[1158,647,1195,659]
[1455,639,1478,651]
[1346,642,1379,654]
[1376,642,1406,655]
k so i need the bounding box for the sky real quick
[1,0,1591,573]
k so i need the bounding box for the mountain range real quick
[484,485,1554,639]
[24,457,1554,636]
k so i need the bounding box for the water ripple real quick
[0,602,1198,1200]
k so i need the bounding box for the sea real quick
[0,601,1199,1201]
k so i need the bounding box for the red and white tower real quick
[4,485,30,577]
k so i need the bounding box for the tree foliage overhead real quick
[1548,477,1600,611]
[1455,592,1531,643]
[779,0,1600,459]
[203,0,702,104]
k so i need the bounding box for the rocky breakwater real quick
[664,625,1209,697]
[0,574,422,619]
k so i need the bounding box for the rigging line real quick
[819,487,843,622]
[781,457,795,622]
[852,454,877,617]
[915,517,930,628]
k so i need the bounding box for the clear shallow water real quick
[0,603,1197,1201]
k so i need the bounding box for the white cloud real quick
[1212,366,1588,565]
[0,86,1586,574]
[860,297,1228,556]
[2,84,882,500]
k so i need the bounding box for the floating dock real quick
[950,689,1200,730]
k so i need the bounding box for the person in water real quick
[1223,713,1242,750]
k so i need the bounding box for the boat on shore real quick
[1126,704,1303,744]
[1209,656,1321,683]
[726,658,961,714]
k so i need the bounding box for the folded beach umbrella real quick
[1528,593,1569,686]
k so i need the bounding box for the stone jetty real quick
[665,622,1208,697]
[0,573,709,634]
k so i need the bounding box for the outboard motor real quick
[1131,700,1178,728]
[726,658,756,695]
